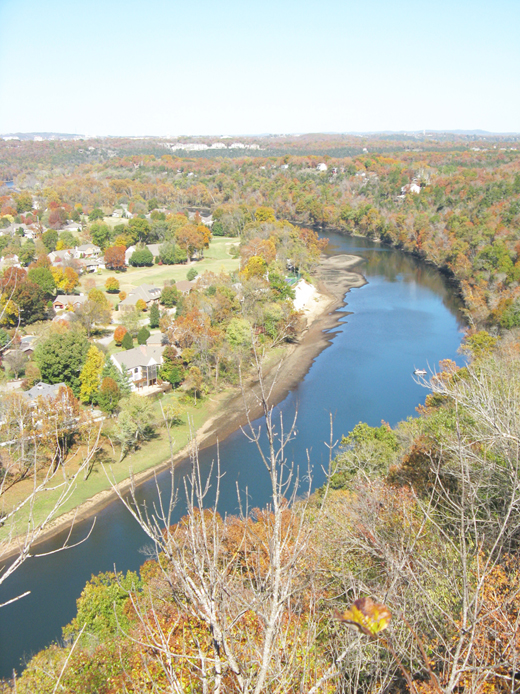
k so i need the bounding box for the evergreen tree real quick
[118,364,133,396]
[121,332,133,350]
[79,345,104,404]
[137,327,151,345]
[149,302,160,329]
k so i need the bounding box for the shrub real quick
[129,247,153,267]
[187,267,198,281]
[136,298,147,312]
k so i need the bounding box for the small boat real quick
[414,368,427,376]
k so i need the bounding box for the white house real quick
[111,344,165,390]
[73,243,101,259]
[316,163,328,172]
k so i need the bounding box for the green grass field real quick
[0,388,230,543]
[80,237,239,295]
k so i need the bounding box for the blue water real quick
[0,233,465,678]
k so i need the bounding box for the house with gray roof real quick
[118,284,161,312]
[53,294,88,311]
[73,243,101,259]
[22,381,67,404]
[111,344,165,390]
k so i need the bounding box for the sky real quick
[0,0,519,137]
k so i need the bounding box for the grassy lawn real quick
[79,237,239,295]
[0,388,231,543]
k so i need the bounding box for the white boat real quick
[414,368,427,376]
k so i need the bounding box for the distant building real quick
[401,182,421,195]
[316,163,328,172]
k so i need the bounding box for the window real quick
[134,367,139,373]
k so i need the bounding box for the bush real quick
[136,298,147,312]
[129,247,154,267]
[137,327,151,345]
[187,267,198,281]
[121,332,133,350]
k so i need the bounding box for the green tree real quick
[137,327,150,345]
[27,267,56,296]
[121,331,133,350]
[90,222,112,250]
[102,355,131,396]
[127,217,151,243]
[79,345,104,404]
[160,285,181,307]
[129,246,153,267]
[34,331,90,395]
[19,242,35,267]
[97,377,120,414]
[226,317,252,349]
[149,302,160,329]
[187,267,198,281]
[88,208,104,222]
[42,229,58,252]
[114,394,156,458]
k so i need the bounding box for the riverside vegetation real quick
[1,134,520,692]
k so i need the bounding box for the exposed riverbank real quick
[0,254,366,560]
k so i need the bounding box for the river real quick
[0,232,465,678]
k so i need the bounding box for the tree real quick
[160,285,181,307]
[104,245,126,271]
[98,377,120,414]
[34,331,90,395]
[149,302,160,329]
[187,267,198,281]
[88,208,104,222]
[175,224,207,260]
[129,246,153,267]
[137,326,150,345]
[113,394,156,458]
[15,191,33,213]
[127,217,151,243]
[27,267,56,296]
[105,276,120,293]
[114,325,128,346]
[51,266,80,293]
[0,268,48,325]
[158,241,177,264]
[4,346,28,378]
[121,331,133,350]
[72,299,111,338]
[135,298,147,312]
[79,345,104,404]
[42,229,58,252]
[89,222,112,250]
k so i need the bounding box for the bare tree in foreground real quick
[0,390,101,607]
[105,349,348,693]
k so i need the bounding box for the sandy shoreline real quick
[2,254,366,559]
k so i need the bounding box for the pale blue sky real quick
[0,0,518,136]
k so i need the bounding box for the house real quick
[175,280,195,295]
[146,332,167,346]
[111,344,165,390]
[146,244,161,258]
[401,182,421,195]
[78,257,105,273]
[73,243,101,259]
[118,284,161,311]
[53,294,88,311]
[48,249,74,266]
[125,245,136,264]
[62,222,82,234]
[22,381,68,404]
[0,254,21,270]
[316,163,328,172]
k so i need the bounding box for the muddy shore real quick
[2,254,366,557]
